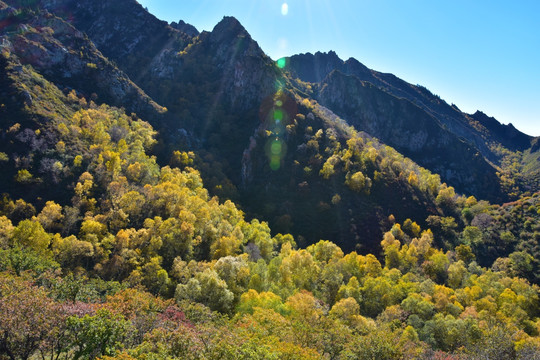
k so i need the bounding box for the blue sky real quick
[138,0,540,136]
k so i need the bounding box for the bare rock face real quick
[0,3,165,119]
[2,0,538,251]
[171,20,199,37]
[286,51,534,159]
[316,70,504,200]
[201,17,278,109]
[37,0,192,83]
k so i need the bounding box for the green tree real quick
[175,269,234,313]
[66,309,131,360]
[11,219,52,256]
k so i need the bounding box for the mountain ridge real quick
[0,3,539,358]
[1,0,538,252]
[286,50,535,148]
[285,50,539,197]
[316,69,503,200]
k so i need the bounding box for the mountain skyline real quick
[138,0,540,137]
[1,0,537,252]
[0,2,539,357]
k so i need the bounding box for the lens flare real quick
[271,140,282,155]
[265,137,287,171]
[276,58,286,69]
[281,3,289,16]
[259,92,297,171]
[270,156,281,171]
[274,109,284,121]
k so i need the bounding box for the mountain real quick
[0,1,166,118]
[285,51,538,198]
[1,0,538,254]
[286,51,535,153]
[170,20,199,37]
[1,2,540,358]
[316,69,502,200]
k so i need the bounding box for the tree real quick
[509,251,534,278]
[36,201,64,232]
[361,277,399,317]
[435,185,457,213]
[158,217,194,266]
[175,269,234,313]
[237,289,287,315]
[0,275,65,360]
[401,293,435,321]
[447,260,467,289]
[66,309,131,360]
[52,235,94,268]
[140,257,172,296]
[318,261,344,306]
[279,249,320,292]
[285,291,323,348]
[0,216,14,249]
[455,244,475,264]
[11,219,51,256]
[336,276,362,305]
[422,251,449,284]
[341,328,401,360]
[306,240,343,263]
[381,232,401,270]
[242,220,274,261]
[214,255,250,301]
[329,297,360,324]
[461,226,483,248]
[346,171,371,193]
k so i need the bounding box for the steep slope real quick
[0,0,438,253]
[0,51,84,204]
[2,0,535,254]
[285,51,538,198]
[38,0,194,84]
[287,51,535,153]
[39,0,284,186]
[1,8,540,359]
[237,94,446,251]
[317,70,503,200]
[0,2,166,120]
[35,0,277,114]
[0,57,538,359]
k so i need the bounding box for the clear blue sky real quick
[138,0,540,137]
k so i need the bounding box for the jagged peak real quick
[212,16,247,37]
[344,56,368,68]
[206,15,267,60]
[473,110,488,117]
[316,50,341,60]
[205,16,256,49]
[291,50,344,63]
[471,110,533,145]
[472,110,504,128]
[170,19,199,37]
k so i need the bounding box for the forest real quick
[1,1,539,359]
[0,59,539,359]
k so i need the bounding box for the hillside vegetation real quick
[0,50,538,359]
[0,1,539,359]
